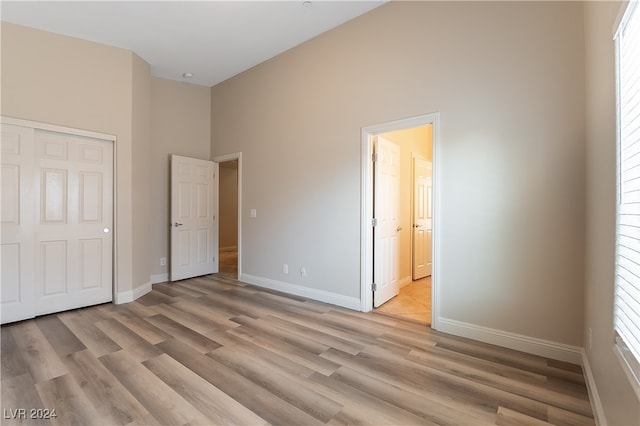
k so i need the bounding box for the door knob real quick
[173,222,184,227]
[414,224,423,228]
[396,226,403,232]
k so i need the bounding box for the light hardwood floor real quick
[1,274,594,425]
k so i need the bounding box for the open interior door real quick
[412,157,432,279]
[373,136,401,307]
[170,155,218,281]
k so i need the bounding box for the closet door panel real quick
[0,124,36,324]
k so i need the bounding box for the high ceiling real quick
[1,1,385,87]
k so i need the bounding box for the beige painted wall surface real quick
[132,53,152,288]
[584,2,640,424]
[211,1,585,346]
[1,22,136,294]
[382,125,432,284]
[149,77,211,278]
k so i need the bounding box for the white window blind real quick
[615,0,640,380]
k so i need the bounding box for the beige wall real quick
[211,1,586,346]
[149,77,211,279]
[1,22,137,296]
[584,2,640,424]
[382,125,432,284]
[132,53,152,288]
[1,22,212,292]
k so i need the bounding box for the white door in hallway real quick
[1,124,114,323]
[412,157,432,279]
[373,136,401,307]
[170,155,218,281]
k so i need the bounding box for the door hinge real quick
[372,218,377,227]
[372,283,377,291]
[372,153,378,162]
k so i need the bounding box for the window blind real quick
[615,0,640,371]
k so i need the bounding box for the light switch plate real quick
[250,209,257,218]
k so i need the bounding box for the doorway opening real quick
[360,113,440,326]
[215,153,242,280]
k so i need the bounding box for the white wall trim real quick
[114,281,151,304]
[361,112,441,319]
[150,273,169,285]
[1,116,117,141]
[399,275,412,288]
[436,317,583,364]
[581,350,607,426]
[240,273,361,311]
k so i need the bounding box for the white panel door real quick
[170,155,218,281]
[412,157,432,279]
[35,130,113,316]
[373,136,401,307]
[1,124,36,323]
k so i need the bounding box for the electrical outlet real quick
[160,257,166,266]
[283,264,289,274]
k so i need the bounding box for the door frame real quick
[360,113,441,328]
[213,152,242,278]
[1,116,117,310]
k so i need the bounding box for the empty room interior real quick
[1,1,639,425]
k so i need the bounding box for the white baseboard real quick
[581,350,607,426]
[399,275,412,288]
[114,281,151,304]
[239,273,361,311]
[151,273,169,285]
[435,317,583,364]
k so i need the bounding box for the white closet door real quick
[1,124,36,323]
[34,130,113,316]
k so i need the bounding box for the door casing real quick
[360,113,441,328]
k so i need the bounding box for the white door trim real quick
[1,116,117,142]
[360,113,441,328]
[213,152,242,278]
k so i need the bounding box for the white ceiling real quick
[1,1,385,87]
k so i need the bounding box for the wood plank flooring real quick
[1,274,594,426]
